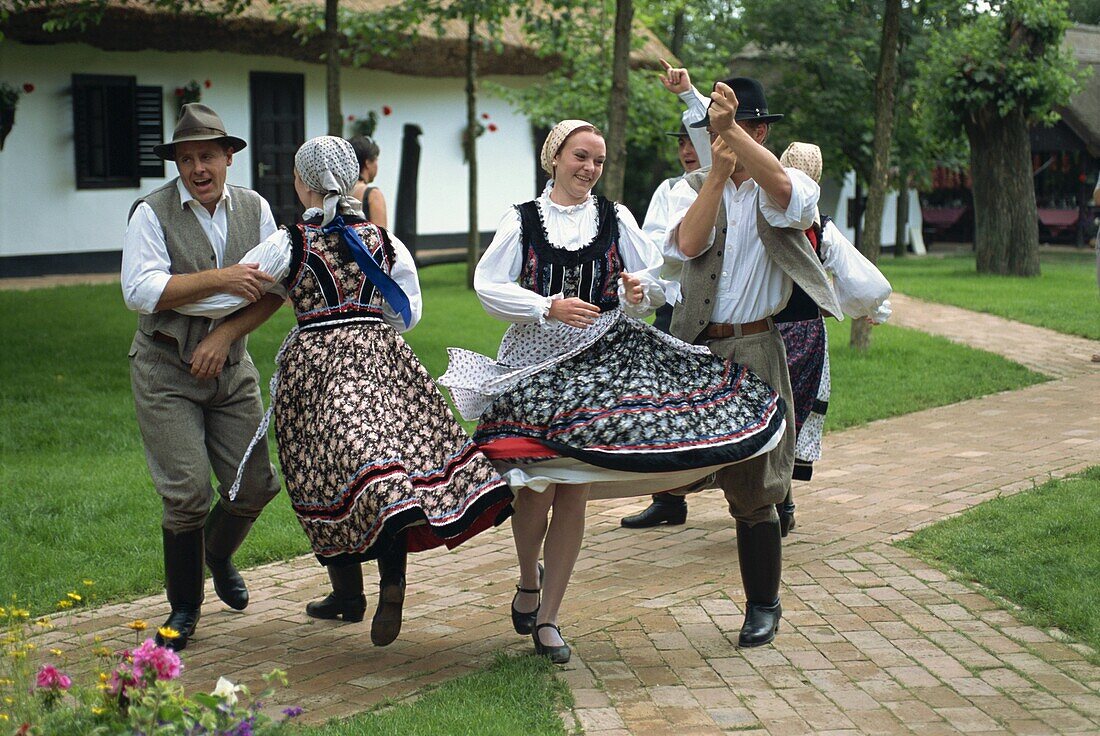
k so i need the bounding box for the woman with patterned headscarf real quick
[440,120,789,664]
[224,136,512,647]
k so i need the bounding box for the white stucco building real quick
[0,1,669,276]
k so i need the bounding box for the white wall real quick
[821,171,923,250]
[0,40,537,258]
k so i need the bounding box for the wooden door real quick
[249,72,304,227]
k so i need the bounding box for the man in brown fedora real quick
[657,77,842,648]
[121,103,284,650]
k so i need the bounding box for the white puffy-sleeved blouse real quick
[474,187,675,324]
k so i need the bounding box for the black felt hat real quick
[688,77,784,129]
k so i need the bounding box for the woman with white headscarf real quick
[439,120,788,664]
[224,136,512,647]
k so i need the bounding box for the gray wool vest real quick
[128,179,264,364]
[669,167,842,345]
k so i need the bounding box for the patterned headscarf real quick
[779,142,822,184]
[294,136,363,226]
[540,119,599,177]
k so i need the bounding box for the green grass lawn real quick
[879,250,1099,340]
[900,467,1100,654]
[300,654,571,736]
[0,264,1043,614]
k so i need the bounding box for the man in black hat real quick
[121,103,285,650]
[655,78,841,648]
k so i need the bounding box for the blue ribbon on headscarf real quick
[321,215,412,329]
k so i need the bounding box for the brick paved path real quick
[39,299,1100,734]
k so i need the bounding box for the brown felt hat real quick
[153,103,247,160]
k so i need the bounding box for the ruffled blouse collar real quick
[539,180,596,215]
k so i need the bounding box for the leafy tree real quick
[918,0,1084,275]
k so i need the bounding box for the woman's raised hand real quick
[620,272,644,305]
[549,297,601,328]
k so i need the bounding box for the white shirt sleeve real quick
[819,220,893,321]
[680,87,712,169]
[665,177,714,261]
[642,179,672,246]
[759,167,820,230]
[121,203,174,315]
[473,208,557,324]
[258,198,278,241]
[614,204,673,316]
[381,229,423,333]
[174,229,293,318]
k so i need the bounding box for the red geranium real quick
[174,87,184,96]
[204,79,212,88]
[22,83,34,94]
[382,105,392,116]
[481,112,489,120]
[487,123,498,132]
[348,114,356,121]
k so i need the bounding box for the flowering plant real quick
[0,587,303,735]
[173,79,209,118]
[0,82,33,109]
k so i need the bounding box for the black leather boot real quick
[204,503,254,611]
[776,490,796,538]
[306,562,366,622]
[736,519,782,648]
[371,537,407,646]
[156,527,204,651]
[620,492,688,528]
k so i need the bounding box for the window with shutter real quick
[72,74,139,189]
[136,86,164,179]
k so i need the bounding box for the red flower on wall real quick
[348,114,356,121]
[22,83,34,94]
[481,112,489,120]
[382,105,392,116]
[204,79,212,88]
[487,123,498,133]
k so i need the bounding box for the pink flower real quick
[382,105,392,116]
[35,665,72,691]
[130,639,182,681]
[204,79,212,88]
[487,123,498,132]
[22,83,34,94]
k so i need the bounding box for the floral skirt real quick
[446,312,786,498]
[274,322,513,565]
[777,317,829,481]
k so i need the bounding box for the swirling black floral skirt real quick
[474,316,786,476]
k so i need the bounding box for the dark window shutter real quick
[72,74,139,189]
[136,86,164,179]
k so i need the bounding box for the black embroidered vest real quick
[515,196,623,312]
[286,215,398,330]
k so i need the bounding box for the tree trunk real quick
[850,0,901,352]
[894,179,908,258]
[602,0,632,202]
[465,18,480,289]
[965,105,1040,276]
[325,0,341,136]
[670,9,685,59]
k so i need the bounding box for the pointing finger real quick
[660,58,673,72]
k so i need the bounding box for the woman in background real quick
[349,135,388,229]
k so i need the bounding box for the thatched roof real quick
[1062,23,1100,156]
[1,0,673,78]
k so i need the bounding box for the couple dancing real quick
[124,73,828,663]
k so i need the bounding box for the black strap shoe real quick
[511,562,544,635]
[307,562,366,622]
[205,503,255,611]
[620,493,687,528]
[533,623,571,664]
[157,527,205,651]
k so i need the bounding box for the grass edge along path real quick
[0,267,1046,615]
[878,250,1099,341]
[297,653,572,736]
[899,466,1100,656]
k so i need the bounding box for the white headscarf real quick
[293,136,364,227]
[540,119,598,177]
